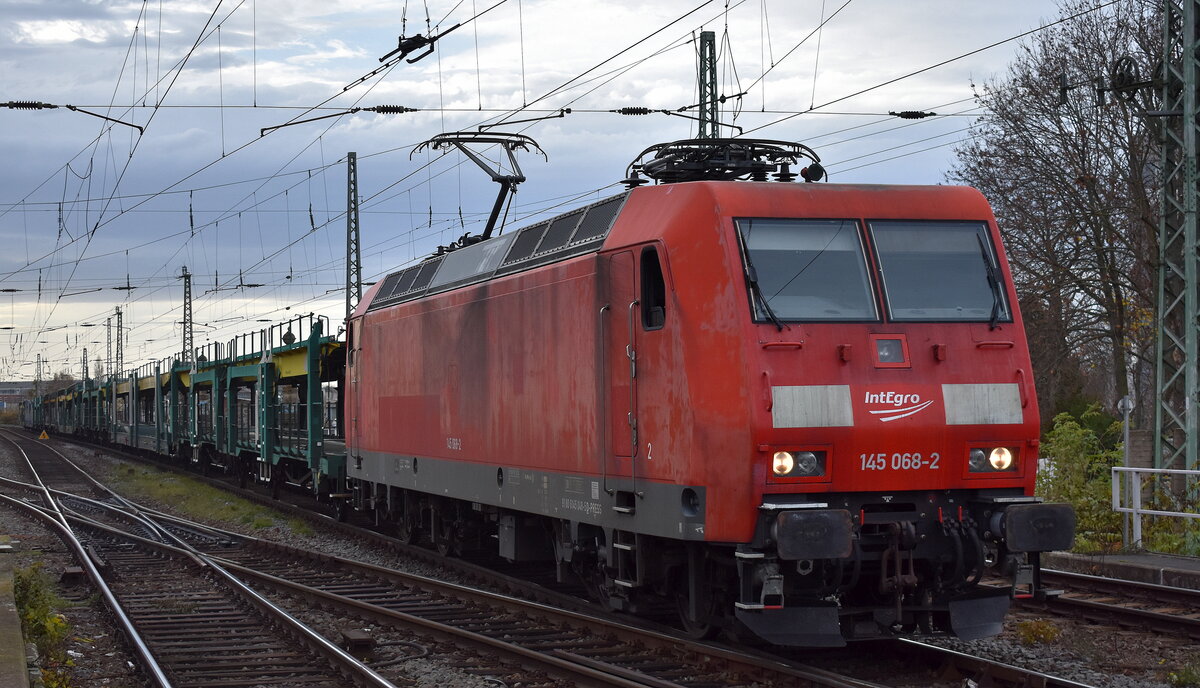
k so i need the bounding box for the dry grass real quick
[107,463,306,533]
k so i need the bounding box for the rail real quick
[1111,466,1200,547]
[1,432,397,688]
[0,432,173,687]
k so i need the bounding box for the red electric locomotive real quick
[345,138,1075,646]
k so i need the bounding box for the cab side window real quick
[641,246,667,330]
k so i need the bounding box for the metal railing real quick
[323,398,342,439]
[196,398,213,439]
[235,399,257,445]
[275,403,307,455]
[1111,466,1200,547]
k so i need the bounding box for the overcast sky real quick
[0,0,1067,380]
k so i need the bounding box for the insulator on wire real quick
[371,105,418,114]
[889,110,937,119]
[614,107,654,115]
[4,101,57,110]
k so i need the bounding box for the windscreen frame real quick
[734,217,880,323]
[867,219,1013,324]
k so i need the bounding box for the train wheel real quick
[675,592,719,640]
[434,517,460,556]
[373,502,391,532]
[270,465,283,500]
[395,519,415,545]
[572,557,611,606]
[436,523,458,554]
[333,499,350,522]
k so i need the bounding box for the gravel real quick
[927,609,1193,688]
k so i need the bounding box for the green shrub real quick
[14,563,74,686]
[1037,409,1123,553]
[1169,661,1200,688]
[1038,406,1199,555]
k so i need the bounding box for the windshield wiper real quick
[976,234,1004,330]
[736,225,785,331]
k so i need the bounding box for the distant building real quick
[0,381,35,410]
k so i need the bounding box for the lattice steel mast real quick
[180,266,193,364]
[698,30,717,138]
[1155,0,1200,479]
[115,306,123,378]
[345,152,362,324]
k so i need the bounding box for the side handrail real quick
[1111,466,1200,548]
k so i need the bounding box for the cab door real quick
[604,250,637,482]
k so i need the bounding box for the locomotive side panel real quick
[351,251,713,540]
[355,257,604,480]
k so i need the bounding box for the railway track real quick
[69,524,379,687]
[4,430,885,688]
[1017,568,1200,640]
[67,490,1101,688]
[0,430,398,688]
[53,493,889,688]
[11,432,1132,686]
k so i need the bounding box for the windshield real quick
[870,220,1011,322]
[736,218,877,321]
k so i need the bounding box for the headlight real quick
[989,447,1013,470]
[769,450,826,478]
[795,451,820,475]
[772,451,794,475]
[969,448,988,472]
[968,446,1018,473]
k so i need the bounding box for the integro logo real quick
[863,390,934,423]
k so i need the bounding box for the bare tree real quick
[949,0,1161,426]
